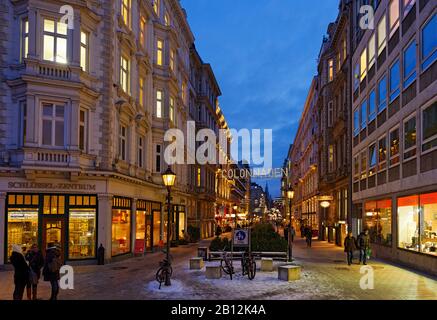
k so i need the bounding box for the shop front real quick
[363,199,393,247]
[111,197,131,257]
[135,200,162,254]
[5,193,98,263]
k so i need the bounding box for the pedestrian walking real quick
[357,230,371,265]
[43,243,63,300]
[25,244,44,300]
[300,225,305,238]
[9,244,30,300]
[305,226,313,247]
[344,232,357,266]
[290,225,296,243]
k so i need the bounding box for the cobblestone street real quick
[1,237,436,300]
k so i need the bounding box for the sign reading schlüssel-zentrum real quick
[7,181,96,191]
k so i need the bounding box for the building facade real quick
[316,1,352,246]
[0,0,227,265]
[351,0,436,274]
[290,78,320,233]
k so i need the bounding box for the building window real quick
[403,115,416,161]
[138,136,144,168]
[360,100,367,130]
[119,125,127,161]
[421,14,437,70]
[354,108,360,136]
[139,77,144,106]
[197,167,201,187]
[364,199,392,246]
[389,0,400,37]
[398,193,437,256]
[112,206,131,256]
[360,48,367,81]
[377,15,387,55]
[121,0,130,27]
[21,19,29,62]
[153,0,160,16]
[327,101,333,127]
[354,63,360,92]
[377,75,387,113]
[42,103,65,147]
[7,205,39,259]
[342,37,347,62]
[120,55,130,94]
[389,128,400,166]
[139,16,146,48]
[328,59,334,82]
[43,18,68,64]
[21,102,27,146]
[403,0,416,17]
[157,39,163,66]
[422,102,437,152]
[169,96,174,123]
[170,49,175,72]
[389,59,400,102]
[80,31,89,72]
[368,34,376,69]
[403,40,416,88]
[79,109,88,152]
[43,195,65,215]
[164,11,170,26]
[155,144,161,173]
[181,82,186,105]
[156,90,163,118]
[328,145,334,173]
[369,143,377,175]
[369,90,376,121]
[360,150,367,179]
[378,135,387,170]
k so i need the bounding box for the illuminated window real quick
[169,96,174,123]
[79,109,88,152]
[139,77,144,106]
[328,59,334,82]
[378,135,387,170]
[377,15,386,55]
[120,55,130,94]
[43,195,65,215]
[43,18,68,63]
[156,90,163,118]
[360,150,367,179]
[181,82,186,104]
[328,145,334,173]
[21,19,29,62]
[377,75,387,113]
[69,208,96,259]
[42,103,65,147]
[360,48,367,81]
[364,199,392,246]
[197,167,201,187]
[353,63,360,92]
[119,125,127,161]
[121,0,130,27]
[389,0,399,37]
[170,49,175,72]
[153,0,160,16]
[389,128,400,166]
[165,11,170,26]
[140,16,146,48]
[111,208,131,256]
[80,31,89,72]
[368,34,376,69]
[157,39,163,66]
[369,143,377,175]
[7,208,38,259]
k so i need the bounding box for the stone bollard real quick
[190,257,204,270]
[278,265,301,282]
[261,258,274,272]
[206,265,222,279]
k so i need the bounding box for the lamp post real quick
[287,190,294,262]
[233,204,238,229]
[320,200,330,241]
[162,167,176,286]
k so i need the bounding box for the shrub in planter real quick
[215,226,223,237]
[187,225,201,242]
[251,224,288,252]
[209,236,231,251]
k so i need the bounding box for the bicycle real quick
[156,253,173,289]
[241,251,256,280]
[220,248,234,280]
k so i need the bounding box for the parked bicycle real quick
[220,248,234,280]
[156,252,173,289]
[241,250,256,280]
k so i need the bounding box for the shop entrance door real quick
[42,218,65,262]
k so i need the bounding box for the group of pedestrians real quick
[344,230,371,266]
[10,243,63,300]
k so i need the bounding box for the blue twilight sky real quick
[180,0,339,198]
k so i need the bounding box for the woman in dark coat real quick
[25,244,45,300]
[344,232,357,266]
[43,244,62,300]
[10,244,30,300]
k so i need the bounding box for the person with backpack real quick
[10,244,30,300]
[357,230,371,265]
[25,244,45,300]
[43,244,62,300]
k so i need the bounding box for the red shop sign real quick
[398,195,419,207]
[420,192,437,205]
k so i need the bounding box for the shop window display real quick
[364,199,392,246]
[112,209,131,256]
[7,208,38,258]
[68,209,96,259]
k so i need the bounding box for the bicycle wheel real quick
[156,268,165,288]
[248,261,256,280]
[221,259,231,274]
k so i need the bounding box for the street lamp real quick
[320,201,330,241]
[162,167,176,286]
[287,189,294,262]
